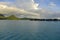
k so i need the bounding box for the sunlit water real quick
[0,20,60,40]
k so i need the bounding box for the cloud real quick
[0,0,40,18]
[0,1,17,7]
[0,4,40,18]
[0,0,60,19]
[28,8,60,19]
[48,2,56,8]
[12,0,60,19]
[15,0,39,10]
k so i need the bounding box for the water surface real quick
[0,20,60,40]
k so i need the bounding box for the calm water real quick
[0,20,60,40]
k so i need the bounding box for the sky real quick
[0,0,60,19]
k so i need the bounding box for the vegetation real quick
[0,14,30,20]
[0,14,7,20]
[0,14,60,21]
[6,15,20,20]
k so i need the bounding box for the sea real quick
[0,20,60,40]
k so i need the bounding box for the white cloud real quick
[48,2,56,8]
[0,0,60,19]
[0,4,40,18]
[13,0,60,19]
[0,2,16,7]
[0,0,40,18]
[15,0,39,10]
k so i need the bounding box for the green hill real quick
[0,14,30,20]
[7,15,20,20]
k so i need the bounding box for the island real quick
[0,14,60,21]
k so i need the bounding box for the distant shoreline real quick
[0,18,60,21]
[29,19,60,21]
[0,14,60,21]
